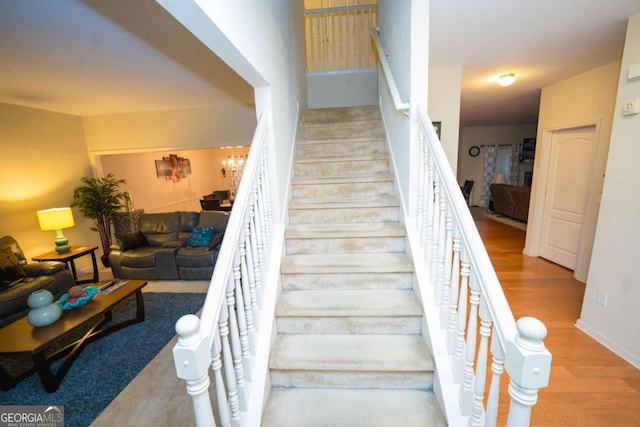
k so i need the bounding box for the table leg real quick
[68,259,78,281]
[32,352,59,393]
[0,364,17,391]
[90,250,99,282]
[135,289,145,321]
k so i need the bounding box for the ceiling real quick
[2,1,640,125]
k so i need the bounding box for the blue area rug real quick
[0,292,205,427]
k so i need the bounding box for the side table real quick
[32,245,99,284]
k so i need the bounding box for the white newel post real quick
[173,314,216,427]
[505,317,552,427]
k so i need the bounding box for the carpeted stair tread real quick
[294,153,389,164]
[297,135,386,144]
[262,388,446,426]
[281,253,413,274]
[288,197,399,209]
[285,222,405,239]
[269,334,433,372]
[276,289,422,317]
[300,105,382,124]
[292,173,394,185]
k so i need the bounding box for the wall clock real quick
[468,145,480,157]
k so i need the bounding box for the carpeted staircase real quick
[262,106,446,426]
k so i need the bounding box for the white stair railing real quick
[305,4,377,72]
[172,111,276,427]
[373,27,552,426]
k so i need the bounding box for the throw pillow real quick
[186,226,215,247]
[115,231,149,252]
[0,247,26,284]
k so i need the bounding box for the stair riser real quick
[299,124,384,140]
[288,206,398,224]
[280,272,414,290]
[285,236,406,255]
[291,181,394,199]
[294,159,389,177]
[270,371,433,389]
[297,140,386,158]
[276,317,422,334]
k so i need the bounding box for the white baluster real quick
[212,332,230,426]
[232,262,252,381]
[447,226,461,353]
[485,333,505,427]
[454,246,470,381]
[506,317,552,427]
[425,156,435,272]
[471,296,493,426]
[225,274,247,408]
[462,272,480,414]
[417,131,426,243]
[173,315,215,427]
[218,299,240,425]
[236,240,256,354]
[430,179,441,288]
[440,208,454,327]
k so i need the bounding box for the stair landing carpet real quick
[0,292,205,427]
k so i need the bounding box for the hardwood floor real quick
[476,218,640,426]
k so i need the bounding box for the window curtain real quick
[507,143,521,185]
[480,145,498,207]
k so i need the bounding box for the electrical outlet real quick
[623,99,640,116]
[596,291,608,306]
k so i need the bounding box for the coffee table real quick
[0,279,147,393]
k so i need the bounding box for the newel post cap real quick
[505,317,552,389]
[172,314,212,381]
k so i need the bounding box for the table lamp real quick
[37,207,75,254]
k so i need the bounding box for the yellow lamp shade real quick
[37,208,75,254]
[37,207,75,231]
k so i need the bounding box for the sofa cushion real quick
[198,211,230,233]
[187,226,214,247]
[0,247,26,285]
[119,247,160,268]
[115,231,149,251]
[176,247,216,267]
[139,212,180,246]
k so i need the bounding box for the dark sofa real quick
[0,236,74,327]
[490,184,531,222]
[108,211,229,281]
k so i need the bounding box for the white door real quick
[539,126,596,270]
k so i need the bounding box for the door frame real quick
[524,120,608,282]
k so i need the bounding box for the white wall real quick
[524,60,620,282]
[98,146,249,213]
[459,124,537,206]
[0,103,100,268]
[377,0,428,216]
[307,69,378,108]
[577,14,640,368]
[157,0,305,223]
[428,66,462,173]
[83,105,256,154]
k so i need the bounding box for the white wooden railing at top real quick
[305,4,377,72]
[172,111,276,427]
[373,27,552,426]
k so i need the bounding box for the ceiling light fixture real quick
[498,72,517,87]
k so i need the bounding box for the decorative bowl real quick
[57,287,99,311]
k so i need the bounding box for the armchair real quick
[0,236,74,327]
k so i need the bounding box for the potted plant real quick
[72,173,130,267]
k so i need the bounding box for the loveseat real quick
[490,183,531,222]
[108,211,229,281]
[0,236,74,327]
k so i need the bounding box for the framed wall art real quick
[155,154,191,182]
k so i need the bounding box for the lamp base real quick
[54,231,70,254]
